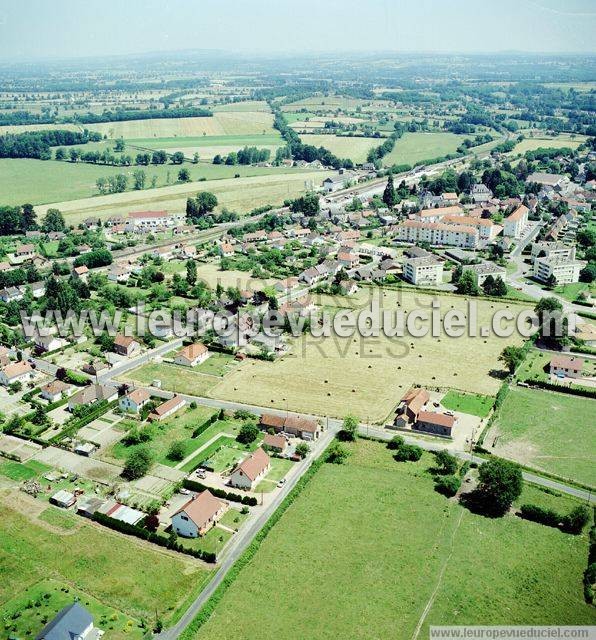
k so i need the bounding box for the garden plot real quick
[0,434,42,462]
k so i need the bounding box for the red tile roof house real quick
[171,490,227,538]
[549,355,584,379]
[260,413,321,441]
[148,395,186,421]
[0,360,34,386]
[337,252,359,269]
[262,433,288,454]
[394,387,430,428]
[229,447,271,491]
[119,388,152,414]
[219,242,235,257]
[112,335,141,357]
[174,342,209,367]
[414,411,456,437]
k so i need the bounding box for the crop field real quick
[32,169,331,223]
[210,289,529,421]
[299,133,385,163]
[0,500,211,626]
[487,386,596,487]
[382,132,470,166]
[86,111,276,139]
[192,440,593,640]
[512,135,586,154]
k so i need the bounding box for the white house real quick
[126,210,181,230]
[393,221,479,249]
[0,360,33,386]
[533,247,585,284]
[174,343,209,367]
[229,447,270,491]
[119,388,151,414]
[463,262,507,287]
[171,490,227,538]
[40,380,73,403]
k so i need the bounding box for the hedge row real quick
[526,379,596,399]
[518,502,591,535]
[179,448,329,640]
[92,512,216,563]
[583,513,596,604]
[183,478,258,506]
[192,411,223,438]
[49,400,115,443]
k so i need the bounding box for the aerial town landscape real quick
[0,2,595,639]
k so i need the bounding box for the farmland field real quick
[194,262,276,291]
[0,159,325,206]
[86,111,276,139]
[209,288,529,421]
[119,362,223,397]
[0,500,212,626]
[32,169,331,223]
[382,132,470,166]
[299,133,385,163]
[512,135,585,154]
[191,440,593,640]
[486,386,596,487]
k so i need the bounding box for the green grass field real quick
[489,386,596,487]
[33,169,331,223]
[120,362,221,397]
[0,503,211,625]
[191,440,593,640]
[0,460,50,481]
[108,404,219,467]
[0,158,326,207]
[441,390,494,417]
[512,135,585,155]
[255,458,294,492]
[383,132,470,166]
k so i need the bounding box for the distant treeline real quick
[0,106,212,127]
[0,129,102,160]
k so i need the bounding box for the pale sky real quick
[1,0,595,61]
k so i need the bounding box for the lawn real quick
[516,349,596,384]
[0,159,327,207]
[554,281,596,303]
[0,502,211,625]
[382,132,470,167]
[108,404,219,467]
[178,526,232,556]
[193,352,237,377]
[201,443,248,473]
[219,506,250,530]
[299,134,385,163]
[120,362,221,396]
[255,458,294,493]
[0,459,50,481]
[194,261,276,291]
[191,440,593,640]
[441,390,494,418]
[0,579,144,640]
[210,288,528,421]
[32,169,331,223]
[488,386,596,487]
[37,506,79,530]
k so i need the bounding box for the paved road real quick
[156,417,339,640]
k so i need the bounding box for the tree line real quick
[0,129,102,160]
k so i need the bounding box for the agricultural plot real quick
[299,133,385,163]
[511,135,585,155]
[86,111,276,139]
[487,386,596,487]
[382,132,470,166]
[0,158,325,206]
[34,170,331,224]
[119,362,222,397]
[0,502,211,627]
[210,289,529,421]
[193,440,593,640]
